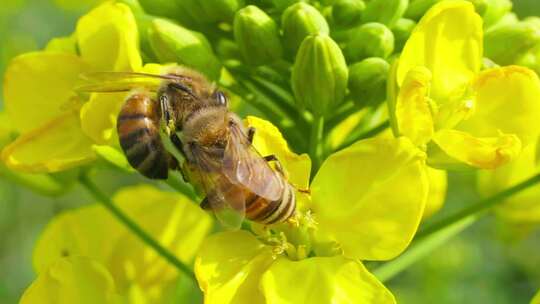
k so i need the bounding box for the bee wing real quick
[187,146,246,230]
[80,71,186,82]
[222,119,283,202]
[75,72,164,93]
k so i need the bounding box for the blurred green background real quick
[0,1,539,303]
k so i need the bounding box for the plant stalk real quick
[310,115,325,175]
[335,120,389,152]
[417,172,540,239]
[79,174,197,283]
[372,171,540,282]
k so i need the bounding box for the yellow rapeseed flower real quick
[2,2,141,172]
[195,117,428,303]
[389,0,540,170]
[22,184,212,303]
[478,136,540,223]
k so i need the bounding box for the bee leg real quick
[247,127,256,144]
[170,133,185,155]
[169,133,191,183]
[200,196,212,210]
[264,154,310,194]
[263,154,278,162]
[263,155,286,176]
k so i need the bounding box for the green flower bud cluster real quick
[129,0,425,117]
[485,18,540,65]
[405,0,510,27]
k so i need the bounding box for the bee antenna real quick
[169,82,199,100]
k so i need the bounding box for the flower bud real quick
[292,34,348,117]
[234,5,283,66]
[148,18,222,80]
[468,0,488,15]
[272,0,301,11]
[178,0,245,24]
[405,0,439,21]
[332,0,365,28]
[482,0,512,28]
[117,0,145,15]
[484,20,540,65]
[282,3,330,58]
[348,57,390,107]
[392,18,416,51]
[362,0,409,27]
[346,23,394,63]
[216,39,241,61]
[137,0,198,27]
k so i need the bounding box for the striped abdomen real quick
[203,174,296,225]
[117,92,176,179]
[244,181,296,224]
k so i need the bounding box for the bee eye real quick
[214,91,227,106]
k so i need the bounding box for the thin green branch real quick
[164,174,198,202]
[222,81,284,123]
[334,120,389,152]
[249,76,298,119]
[372,171,540,282]
[416,172,540,239]
[228,65,303,124]
[79,174,197,283]
[223,80,308,152]
[310,115,325,176]
[373,215,476,283]
[325,101,358,131]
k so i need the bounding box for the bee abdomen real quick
[117,92,175,179]
[245,183,296,225]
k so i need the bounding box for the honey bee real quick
[77,66,297,227]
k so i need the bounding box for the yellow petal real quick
[310,137,428,260]
[398,0,482,102]
[107,185,213,290]
[3,52,90,133]
[458,66,540,147]
[76,2,142,71]
[33,204,120,274]
[80,92,126,144]
[395,66,435,146]
[0,111,14,147]
[20,257,120,304]
[1,112,96,173]
[423,167,448,219]
[92,145,133,172]
[195,231,274,304]
[261,256,395,304]
[478,139,540,223]
[79,63,166,144]
[431,129,522,169]
[245,116,311,189]
[45,35,77,54]
[33,184,211,295]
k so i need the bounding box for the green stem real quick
[221,81,283,123]
[416,172,540,239]
[325,101,358,131]
[373,215,476,283]
[372,171,540,282]
[79,174,197,282]
[334,120,389,152]
[223,81,308,152]
[164,174,198,202]
[309,115,325,174]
